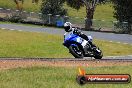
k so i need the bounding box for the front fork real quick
[81,40,93,54]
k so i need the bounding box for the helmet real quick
[64,22,72,32]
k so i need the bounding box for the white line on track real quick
[1,28,6,30]
[10,29,15,31]
[18,30,22,31]
[104,55,132,58]
[117,42,121,44]
[109,41,132,45]
[123,43,129,45]
[109,41,113,42]
[1,28,24,32]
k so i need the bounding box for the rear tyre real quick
[69,45,84,58]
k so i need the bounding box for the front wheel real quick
[69,45,84,58]
[93,48,103,59]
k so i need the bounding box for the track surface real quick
[0,55,132,62]
[0,24,132,44]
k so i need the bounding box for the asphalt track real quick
[0,24,132,44]
[0,55,132,62]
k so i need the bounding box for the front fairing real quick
[64,32,83,46]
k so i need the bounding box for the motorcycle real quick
[63,31,103,59]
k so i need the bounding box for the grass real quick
[0,0,41,12]
[66,3,115,28]
[94,39,132,56]
[65,3,114,21]
[0,29,71,58]
[0,0,114,21]
[0,28,132,58]
[0,1,115,28]
[0,66,132,88]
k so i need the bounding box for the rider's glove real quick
[73,29,82,35]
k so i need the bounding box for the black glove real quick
[73,29,82,35]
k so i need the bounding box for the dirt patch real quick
[0,59,132,70]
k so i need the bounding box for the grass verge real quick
[94,39,132,56]
[0,28,131,58]
[0,29,71,58]
[0,66,132,88]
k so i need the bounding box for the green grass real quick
[65,3,114,21]
[0,66,132,88]
[0,1,115,28]
[0,30,132,58]
[0,0,114,21]
[0,28,132,58]
[0,0,41,12]
[94,40,132,56]
[66,3,115,28]
[0,29,71,58]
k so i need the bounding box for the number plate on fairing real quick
[76,37,83,43]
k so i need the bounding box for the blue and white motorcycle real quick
[63,31,103,59]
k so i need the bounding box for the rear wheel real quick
[69,45,84,58]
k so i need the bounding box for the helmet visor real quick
[64,26,70,32]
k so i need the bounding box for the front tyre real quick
[93,48,103,59]
[69,45,84,58]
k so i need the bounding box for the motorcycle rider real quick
[63,22,96,53]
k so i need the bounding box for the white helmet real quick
[64,22,72,32]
